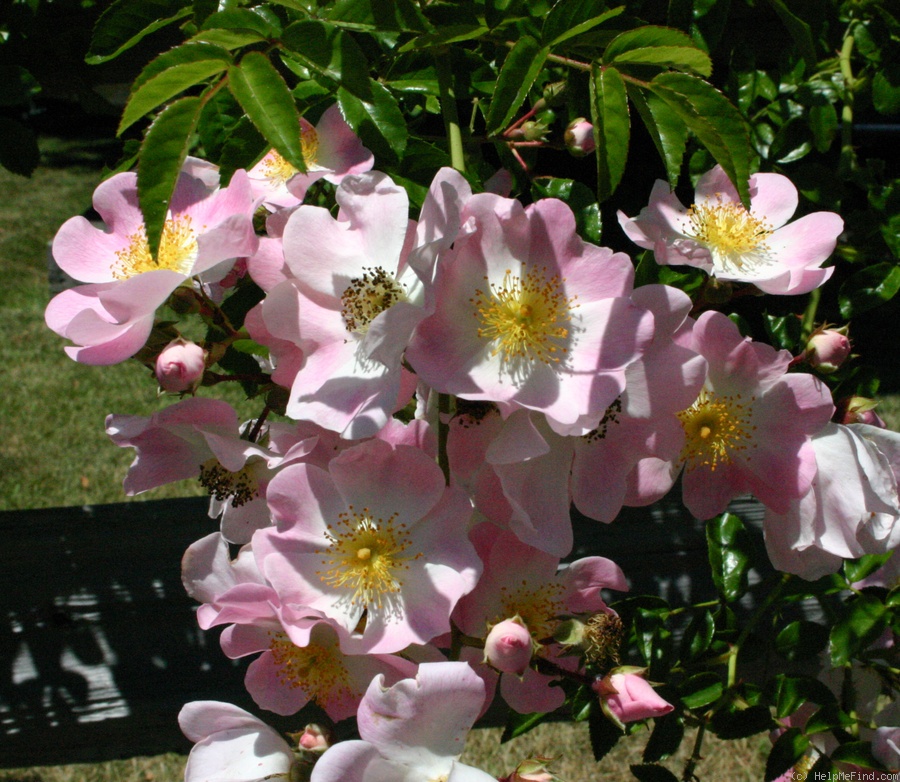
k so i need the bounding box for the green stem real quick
[800,286,821,342]
[434,49,466,173]
[682,720,707,782]
[839,33,856,175]
[438,392,452,485]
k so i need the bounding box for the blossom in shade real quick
[45,160,257,364]
[310,662,496,782]
[248,104,374,210]
[617,165,843,295]
[630,310,834,520]
[594,672,674,725]
[764,423,900,580]
[407,192,654,430]
[179,701,295,782]
[255,437,481,654]
[259,168,471,438]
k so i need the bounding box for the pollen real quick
[677,389,756,472]
[685,196,773,275]
[317,506,420,611]
[259,124,319,186]
[499,580,566,643]
[198,458,260,507]
[471,267,576,370]
[340,267,407,334]
[111,215,198,279]
[268,632,355,706]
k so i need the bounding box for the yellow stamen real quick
[268,633,354,706]
[685,196,773,275]
[676,389,756,472]
[111,215,198,279]
[198,458,260,507]
[259,123,319,185]
[341,266,407,334]
[499,580,567,643]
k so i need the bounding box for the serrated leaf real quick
[543,3,626,47]
[706,513,752,602]
[119,61,229,135]
[132,42,233,93]
[281,20,373,102]
[202,8,281,36]
[218,117,268,185]
[648,72,752,207]
[630,764,679,782]
[326,0,429,32]
[589,63,630,202]
[763,312,802,352]
[766,728,809,782]
[589,705,623,761]
[873,65,900,115]
[830,741,884,769]
[87,0,192,64]
[679,672,723,709]
[711,704,774,739]
[642,709,684,763]
[500,711,548,742]
[485,36,549,135]
[189,28,266,49]
[804,703,854,736]
[830,594,888,666]
[844,552,894,585]
[775,621,829,662]
[679,608,715,661]
[763,0,816,71]
[604,25,698,62]
[839,263,900,318]
[0,118,39,177]
[338,81,408,161]
[627,85,687,188]
[398,24,490,52]
[228,52,306,173]
[137,96,204,261]
[610,45,712,77]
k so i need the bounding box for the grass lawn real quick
[1,136,896,781]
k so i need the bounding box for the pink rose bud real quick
[484,617,533,676]
[806,327,851,372]
[296,723,330,753]
[835,396,887,428]
[564,118,595,156]
[594,672,674,724]
[499,756,559,782]
[155,338,207,393]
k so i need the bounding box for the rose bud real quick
[295,723,331,753]
[835,396,887,428]
[593,672,674,725]
[155,338,207,393]
[564,118,595,156]
[484,617,533,676]
[806,326,850,373]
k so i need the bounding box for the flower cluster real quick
[45,109,899,780]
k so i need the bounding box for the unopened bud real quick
[564,118,595,156]
[155,338,207,393]
[593,671,674,725]
[295,724,330,753]
[484,616,533,676]
[806,326,851,373]
[499,756,560,782]
[521,120,549,142]
[835,396,886,428]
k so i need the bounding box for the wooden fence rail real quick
[1,495,783,769]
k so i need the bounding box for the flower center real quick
[268,632,355,706]
[499,581,566,643]
[685,198,773,275]
[111,215,198,279]
[318,506,420,610]
[676,390,756,472]
[340,267,407,335]
[259,124,319,185]
[472,267,575,369]
[198,457,260,507]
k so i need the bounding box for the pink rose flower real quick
[595,672,674,724]
[484,617,533,676]
[617,164,843,295]
[155,338,206,392]
[806,327,851,373]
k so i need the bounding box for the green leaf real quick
[627,85,687,188]
[642,709,684,763]
[201,8,281,37]
[530,177,602,243]
[830,593,888,666]
[119,60,230,135]
[0,118,39,177]
[610,46,712,77]
[630,764,679,782]
[844,552,894,584]
[679,672,723,709]
[398,24,490,52]
[485,36,549,135]
[282,20,373,103]
[88,0,192,64]
[679,608,715,661]
[589,64,630,202]
[500,711,548,742]
[589,704,623,761]
[604,25,699,63]
[839,263,900,318]
[774,620,829,662]
[873,64,900,115]
[338,81,408,161]
[808,103,838,153]
[326,0,429,32]
[710,704,774,739]
[648,72,752,207]
[227,52,306,173]
[762,312,802,352]
[137,96,204,261]
[218,117,268,185]
[765,728,809,782]
[770,675,835,720]
[132,42,233,93]
[189,28,266,49]
[762,0,816,71]
[804,703,855,736]
[706,513,752,602]
[830,741,884,769]
[543,3,626,47]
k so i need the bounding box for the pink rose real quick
[155,338,207,392]
[806,327,851,373]
[484,618,533,676]
[594,672,674,724]
[564,118,595,156]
